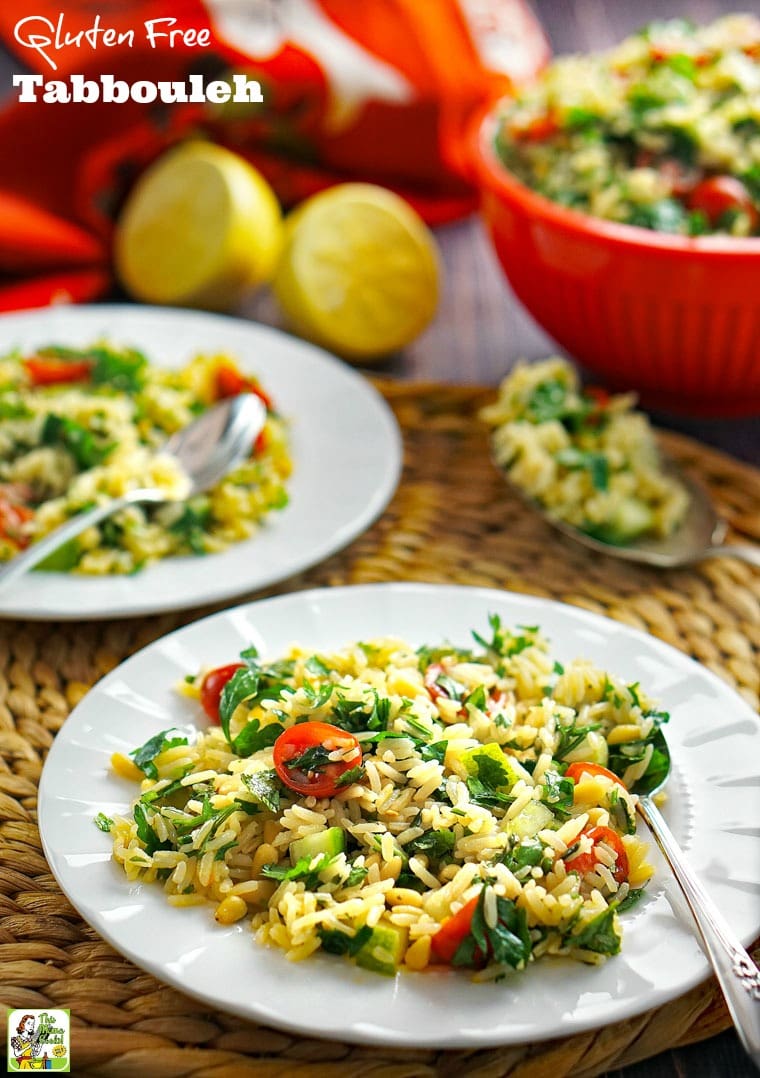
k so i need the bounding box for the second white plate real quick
[38,584,760,1048]
[0,305,402,619]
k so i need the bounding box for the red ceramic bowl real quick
[471,112,760,416]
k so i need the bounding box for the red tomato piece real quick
[215,364,247,399]
[24,355,92,386]
[564,825,629,884]
[513,112,559,142]
[688,176,759,230]
[0,494,34,549]
[272,721,362,798]
[216,364,273,411]
[658,159,702,197]
[565,761,626,789]
[200,662,246,723]
[253,428,268,456]
[430,896,482,965]
[487,688,509,714]
[423,663,448,703]
[585,386,610,406]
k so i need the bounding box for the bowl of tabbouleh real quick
[471,14,760,415]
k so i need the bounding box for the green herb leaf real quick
[451,888,531,970]
[241,768,281,812]
[344,863,369,887]
[617,887,646,913]
[89,346,148,392]
[419,740,448,765]
[540,770,574,818]
[129,728,189,780]
[41,413,115,469]
[262,853,332,890]
[330,690,390,733]
[285,744,332,773]
[168,498,212,556]
[94,812,113,833]
[463,684,487,711]
[408,828,455,862]
[305,655,331,677]
[233,719,284,758]
[133,802,171,855]
[219,667,260,742]
[335,765,366,788]
[318,923,373,956]
[570,903,621,955]
[555,447,610,491]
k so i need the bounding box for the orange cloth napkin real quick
[0,0,548,311]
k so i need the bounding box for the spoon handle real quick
[0,489,166,592]
[704,545,760,568]
[638,795,760,1069]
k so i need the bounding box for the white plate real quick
[38,584,760,1048]
[0,306,401,620]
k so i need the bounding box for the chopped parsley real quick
[129,728,189,780]
[241,769,281,813]
[318,924,372,956]
[93,812,113,833]
[568,903,621,956]
[452,888,532,970]
[540,770,574,819]
[41,413,115,470]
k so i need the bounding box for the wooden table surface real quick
[0,1,757,1075]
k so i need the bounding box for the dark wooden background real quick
[0,1,757,1075]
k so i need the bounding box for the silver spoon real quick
[631,729,760,1069]
[0,393,266,591]
[507,469,760,569]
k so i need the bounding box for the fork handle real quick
[0,488,166,592]
[638,795,760,1069]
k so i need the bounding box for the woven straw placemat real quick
[1,382,758,1077]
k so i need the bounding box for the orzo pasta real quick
[101,616,668,979]
[0,343,290,573]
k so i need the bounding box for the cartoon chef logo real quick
[6,1009,70,1072]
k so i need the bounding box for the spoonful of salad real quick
[481,358,760,570]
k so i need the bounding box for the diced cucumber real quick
[563,730,609,767]
[589,498,654,545]
[290,826,345,866]
[460,742,532,791]
[34,538,81,572]
[502,800,554,839]
[355,922,408,975]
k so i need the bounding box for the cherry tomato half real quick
[564,825,629,885]
[423,663,448,703]
[24,355,92,386]
[430,895,482,965]
[0,494,33,549]
[200,662,246,723]
[273,721,362,798]
[216,364,273,410]
[688,176,759,231]
[511,111,560,142]
[565,761,626,789]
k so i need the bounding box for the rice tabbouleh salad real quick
[102,617,668,979]
[0,343,290,573]
[495,14,760,236]
[481,359,689,545]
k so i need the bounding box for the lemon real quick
[273,184,440,361]
[114,142,283,311]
